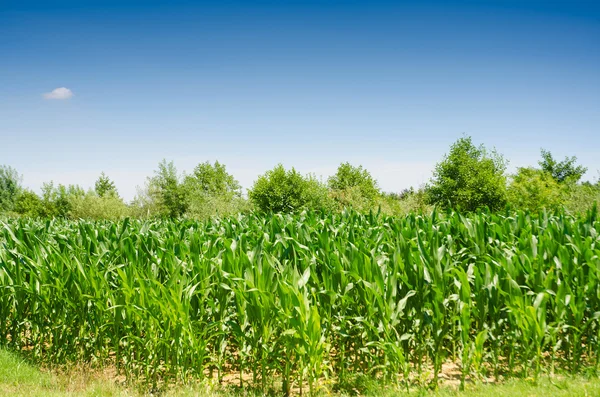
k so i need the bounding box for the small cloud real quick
[43,87,74,100]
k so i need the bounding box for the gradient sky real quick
[1,0,599,200]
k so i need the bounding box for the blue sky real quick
[1,0,599,200]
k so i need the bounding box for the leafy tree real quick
[328,162,380,203]
[428,136,508,211]
[40,182,85,218]
[183,161,246,219]
[249,164,331,213]
[14,189,43,217]
[95,172,118,197]
[184,161,241,196]
[147,160,187,217]
[379,188,431,215]
[329,186,372,212]
[507,167,565,212]
[563,182,600,214]
[71,191,130,220]
[539,149,587,183]
[0,165,22,213]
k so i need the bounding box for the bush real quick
[539,149,587,183]
[328,163,379,204]
[70,191,131,220]
[507,167,565,212]
[428,136,508,212]
[14,189,44,217]
[249,165,332,213]
[329,186,372,212]
[39,182,85,218]
[186,194,251,220]
[183,161,249,219]
[563,182,600,214]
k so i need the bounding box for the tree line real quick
[1,136,598,220]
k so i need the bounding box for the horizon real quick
[2,0,599,201]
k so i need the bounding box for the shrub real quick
[563,182,600,214]
[14,189,43,217]
[539,149,587,183]
[39,182,85,218]
[427,136,508,211]
[507,167,565,211]
[183,161,248,219]
[328,163,379,204]
[249,165,332,213]
[329,186,373,213]
[70,191,131,220]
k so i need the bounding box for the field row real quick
[1,209,599,394]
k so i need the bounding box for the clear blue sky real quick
[1,0,599,200]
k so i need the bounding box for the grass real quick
[2,349,599,397]
[0,349,128,397]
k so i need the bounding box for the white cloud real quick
[43,87,74,100]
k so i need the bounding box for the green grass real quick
[2,348,600,397]
[0,349,127,397]
[0,348,53,392]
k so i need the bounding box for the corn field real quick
[1,208,599,393]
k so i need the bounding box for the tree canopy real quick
[249,164,331,213]
[427,136,508,212]
[328,162,379,203]
[0,165,22,212]
[539,149,587,183]
[95,172,119,197]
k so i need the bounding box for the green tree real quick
[539,149,587,183]
[428,136,508,211]
[183,161,247,219]
[14,189,43,217]
[70,191,130,220]
[563,182,600,214]
[147,160,187,217]
[95,172,118,197]
[249,164,331,213]
[0,165,22,213]
[40,182,85,218]
[184,161,241,196]
[507,167,565,212]
[328,162,380,203]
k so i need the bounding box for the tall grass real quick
[1,208,599,394]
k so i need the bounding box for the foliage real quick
[1,209,599,394]
[379,188,431,215]
[183,161,248,219]
[428,136,508,211]
[507,167,565,211]
[147,160,187,218]
[328,162,379,203]
[184,161,241,197]
[13,189,44,217]
[94,172,118,198]
[249,164,332,213]
[39,182,85,218]
[129,184,162,219]
[0,166,22,213]
[329,186,372,212]
[70,191,130,220]
[563,181,600,214]
[539,149,587,183]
